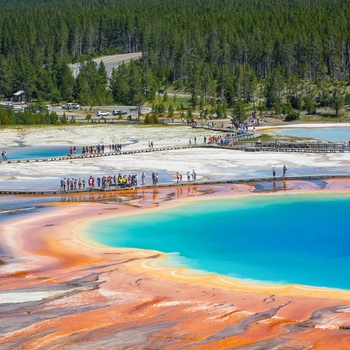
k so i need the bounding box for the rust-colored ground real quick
[1,181,350,349]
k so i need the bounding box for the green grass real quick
[248,133,316,142]
[249,134,275,141]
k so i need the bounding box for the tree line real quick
[0,0,350,115]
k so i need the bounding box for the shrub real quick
[144,113,159,124]
[284,110,300,121]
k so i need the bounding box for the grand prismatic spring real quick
[1,125,350,349]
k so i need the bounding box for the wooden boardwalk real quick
[0,146,198,164]
[192,126,256,139]
[0,144,259,165]
[242,142,350,153]
[0,174,349,196]
[1,140,348,166]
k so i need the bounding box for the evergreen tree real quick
[232,100,247,123]
[265,67,285,108]
[0,56,14,98]
[168,104,174,118]
[304,94,317,114]
[55,60,75,102]
[331,86,345,117]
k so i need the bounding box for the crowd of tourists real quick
[60,172,142,191]
[207,135,237,147]
[186,115,259,132]
[69,143,123,157]
[67,142,161,157]
[246,111,261,127]
[59,169,200,191]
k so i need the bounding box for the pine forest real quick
[1,0,350,123]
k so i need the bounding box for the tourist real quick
[89,176,94,188]
[1,151,7,161]
[176,172,180,183]
[61,178,67,191]
[152,172,159,185]
[133,174,138,186]
[187,171,191,182]
[192,170,197,181]
[141,172,146,185]
[283,165,287,177]
[272,167,276,177]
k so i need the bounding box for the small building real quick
[13,90,26,103]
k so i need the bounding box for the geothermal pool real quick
[86,193,350,290]
[269,127,350,142]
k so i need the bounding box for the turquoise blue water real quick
[271,127,350,142]
[85,194,350,290]
[3,146,70,160]
[3,142,132,160]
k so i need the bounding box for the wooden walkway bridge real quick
[1,140,349,165]
[0,174,349,196]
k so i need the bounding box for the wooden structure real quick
[13,90,26,103]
